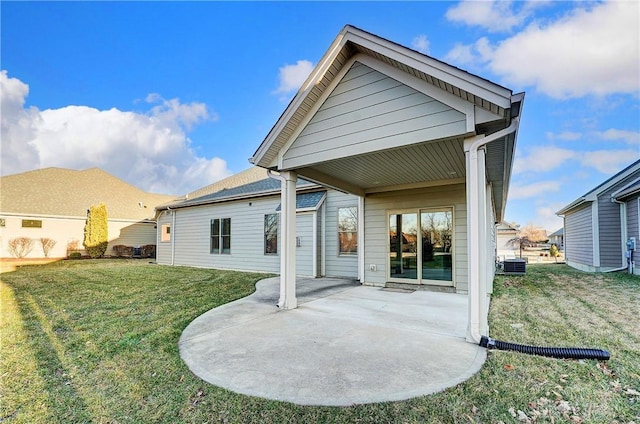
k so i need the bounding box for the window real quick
[161,224,171,242]
[338,206,358,255]
[264,213,278,255]
[22,219,42,228]
[211,218,231,254]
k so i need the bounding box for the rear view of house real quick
[158,25,524,343]
[557,159,640,273]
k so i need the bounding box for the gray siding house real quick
[155,170,359,279]
[158,25,524,343]
[557,159,640,273]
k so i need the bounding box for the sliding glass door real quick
[388,208,453,285]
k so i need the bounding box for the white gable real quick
[281,62,467,170]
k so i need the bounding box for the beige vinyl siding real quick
[282,62,466,169]
[108,222,157,250]
[324,191,359,278]
[296,213,314,276]
[0,214,157,259]
[362,184,468,292]
[564,204,594,267]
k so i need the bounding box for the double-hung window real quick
[211,218,231,254]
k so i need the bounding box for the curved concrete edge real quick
[179,277,487,406]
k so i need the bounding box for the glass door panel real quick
[389,213,418,281]
[420,210,453,282]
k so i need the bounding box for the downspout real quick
[467,116,520,343]
[167,206,176,266]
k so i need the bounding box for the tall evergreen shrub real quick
[83,203,108,258]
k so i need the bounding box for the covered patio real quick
[179,277,485,406]
[250,25,524,343]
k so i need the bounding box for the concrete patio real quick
[179,277,486,406]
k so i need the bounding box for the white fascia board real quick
[277,55,360,166]
[252,31,351,168]
[343,28,513,109]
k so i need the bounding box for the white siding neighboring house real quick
[557,159,640,273]
[249,25,525,343]
[0,168,177,259]
[548,228,564,250]
[496,222,519,259]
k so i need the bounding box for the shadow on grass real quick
[11,288,93,422]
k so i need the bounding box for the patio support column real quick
[465,138,488,343]
[358,195,365,282]
[279,170,298,309]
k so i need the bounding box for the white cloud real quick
[444,2,639,99]
[534,203,564,232]
[509,180,560,199]
[596,129,640,146]
[487,1,640,98]
[411,34,430,54]
[445,1,532,33]
[513,144,639,176]
[273,60,314,99]
[546,131,581,142]
[0,71,41,176]
[513,146,578,174]
[0,71,231,194]
[582,149,640,174]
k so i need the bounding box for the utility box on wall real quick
[504,258,526,274]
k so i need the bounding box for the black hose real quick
[480,336,610,360]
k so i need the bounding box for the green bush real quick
[69,252,82,259]
[83,203,108,258]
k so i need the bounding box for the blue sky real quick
[2,1,638,232]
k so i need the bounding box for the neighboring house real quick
[0,167,176,259]
[159,25,524,343]
[496,222,519,259]
[548,228,564,250]
[557,159,640,273]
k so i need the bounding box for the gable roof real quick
[557,159,640,215]
[249,25,523,223]
[0,167,177,220]
[250,24,520,169]
[549,228,564,237]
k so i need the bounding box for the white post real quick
[358,195,365,282]
[465,139,488,343]
[279,171,298,309]
[477,147,488,337]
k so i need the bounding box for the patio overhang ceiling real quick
[250,25,523,222]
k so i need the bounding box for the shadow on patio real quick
[179,277,485,406]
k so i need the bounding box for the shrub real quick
[40,238,57,257]
[141,244,156,258]
[83,203,108,258]
[69,252,82,259]
[549,244,560,263]
[8,237,35,258]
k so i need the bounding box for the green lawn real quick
[1,260,639,423]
